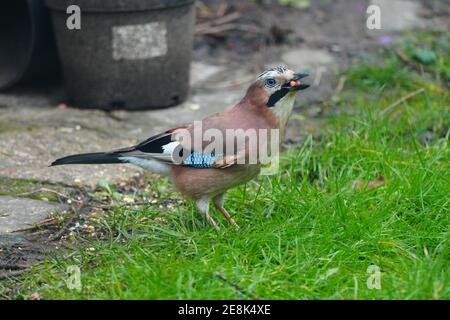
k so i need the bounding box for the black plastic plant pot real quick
[46,0,196,110]
[0,0,59,90]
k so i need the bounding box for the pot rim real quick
[46,0,195,13]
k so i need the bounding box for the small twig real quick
[0,269,28,280]
[88,201,152,211]
[312,67,326,87]
[11,218,57,233]
[216,2,228,17]
[334,75,347,95]
[104,110,127,122]
[395,48,413,65]
[44,216,75,244]
[17,188,82,204]
[195,11,242,33]
[395,48,432,74]
[212,11,241,26]
[214,272,257,299]
[27,229,51,237]
[196,23,263,35]
[396,48,423,71]
[380,88,425,116]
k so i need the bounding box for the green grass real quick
[2,32,449,300]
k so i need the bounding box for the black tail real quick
[51,152,124,166]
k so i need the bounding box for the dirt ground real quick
[195,0,368,62]
[193,0,448,63]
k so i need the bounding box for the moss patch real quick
[0,177,79,202]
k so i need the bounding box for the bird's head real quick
[256,66,310,106]
[243,66,309,109]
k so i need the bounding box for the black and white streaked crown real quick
[257,66,288,79]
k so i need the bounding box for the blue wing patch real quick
[183,152,221,168]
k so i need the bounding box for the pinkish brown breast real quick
[171,164,261,200]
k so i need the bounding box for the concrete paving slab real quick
[280,47,338,104]
[0,196,67,234]
[368,0,423,35]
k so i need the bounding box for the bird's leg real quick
[213,194,240,230]
[196,197,219,230]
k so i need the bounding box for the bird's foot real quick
[219,207,240,231]
[205,213,220,231]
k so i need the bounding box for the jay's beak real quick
[293,72,309,81]
[283,72,310,91]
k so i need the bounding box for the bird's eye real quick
[265,78,277,88]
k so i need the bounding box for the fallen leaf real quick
[29,293,41,300]
[353,176,385,191]
[413,48,437,65]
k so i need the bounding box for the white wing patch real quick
[162,141,181,154]
[119,157,171,175]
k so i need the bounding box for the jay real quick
[51,66,309,229]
